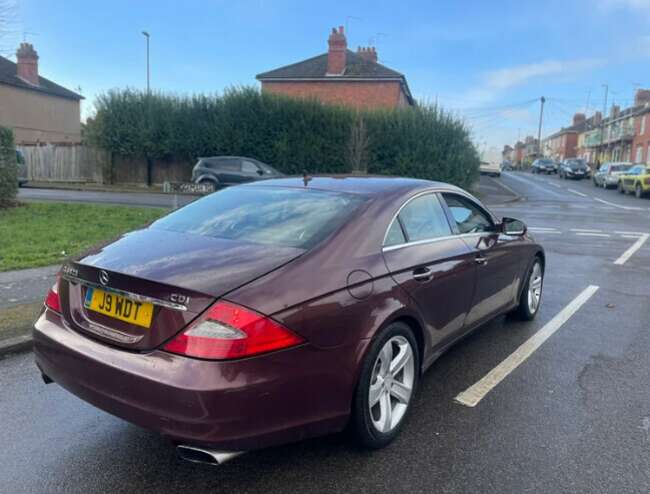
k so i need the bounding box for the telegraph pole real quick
[537,96,545,157]
[142,31,150,93]
[599,84,608,164]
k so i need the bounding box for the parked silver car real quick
[592,162,632,189]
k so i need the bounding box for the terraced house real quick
[257,26,414,109]
[0,43,82,145]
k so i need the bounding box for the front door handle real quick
[412,267,433,282]
[475,255,488,266]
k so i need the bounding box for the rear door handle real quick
[475,255,488,266]
[412,267,433,282]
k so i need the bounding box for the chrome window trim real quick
[381,188,497,250]
[62,274,188,312]
[382,232,484,253]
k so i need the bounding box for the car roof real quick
[241,174,459,197]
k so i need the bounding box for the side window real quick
[600,164,608,173]
[241,160,259,174]
[384,219,406,247]
[392,194,452,244]
[442,194,494,234]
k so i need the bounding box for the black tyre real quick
[618,182,625,194]
[513,258,543,321]
[353,321,419,449]
[635,184,644,199]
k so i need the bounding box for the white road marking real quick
[454,285,600,408]
[568,188,588,197]
[531,231,562,234]
[593,197,644,211]
[504,173,565,198]
[622,235,643,239]
[529,227,559,231]
[613,234,650,265]
[575,232,611,238]
[615,230,647,235]
[571,228,603,233]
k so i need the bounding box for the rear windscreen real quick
[151,186,366,249]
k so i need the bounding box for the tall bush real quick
[86,87,479,190]
[0,126,17,207]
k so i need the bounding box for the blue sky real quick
[7,0,650,151]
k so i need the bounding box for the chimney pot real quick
[16,42,39,86]
[357,45,378,63]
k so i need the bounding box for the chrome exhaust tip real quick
[176,445,244,466]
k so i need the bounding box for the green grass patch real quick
[0,202,167,271]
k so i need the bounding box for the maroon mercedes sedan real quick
[34,176,544,465]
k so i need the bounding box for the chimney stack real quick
[327,26,347,75]
[16,43,39,86]
[357,46,378,63]
[572,113,586,126]
[634,89,650,106]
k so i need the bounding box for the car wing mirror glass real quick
[501,217,527,236]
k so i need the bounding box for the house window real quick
[635,145,644,163]
[641,115,646,136]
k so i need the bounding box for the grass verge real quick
[0,202,167,271]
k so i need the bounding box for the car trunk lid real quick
[59,228,304,351]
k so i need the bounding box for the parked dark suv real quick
[191,156,283,188]
[531,158,557,174]
[559,158,590,180]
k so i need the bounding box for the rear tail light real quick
[44,276,61,313]
[163,301,305,360]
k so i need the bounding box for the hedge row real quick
[85,87,479,189]
[0,126,17,207]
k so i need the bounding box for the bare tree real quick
[346,114,369,173]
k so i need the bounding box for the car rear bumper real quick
[34,309,360,451]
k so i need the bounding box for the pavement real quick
[18,187,198,208]
[1,172,649,492]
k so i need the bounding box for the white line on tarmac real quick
[454,285,600,408]
[575,232,611,237]
[613,234,650,265]
[571,228,603,233]
[593,197,644,211]
[622,235,642,239]
[615,230,647,235]
[504,173,565,198]
[568,188,588,197]
[529,227,559,231]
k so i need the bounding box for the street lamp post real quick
[142,31,150,93]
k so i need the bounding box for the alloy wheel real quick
[527,262,543,314]
[368,335,415,434]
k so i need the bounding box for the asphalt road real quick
[2,172,649,493]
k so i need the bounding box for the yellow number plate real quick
[84,288,154,328]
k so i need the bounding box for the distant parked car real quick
[16,149,27,187]
[500,160,514,171]
[191,156,283,188]
[617,164,650,198]
[531,158,557,174]
[592,162,632,189]
[479,161,501,177]
[559,158,590,180]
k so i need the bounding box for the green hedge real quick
[86,87,479,189]
[0,126,17,207]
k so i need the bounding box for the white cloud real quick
[484,59,605,91]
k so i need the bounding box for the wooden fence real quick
[19,144,109,183]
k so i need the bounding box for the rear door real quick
[382,193,476,348]
[440,193,523,328]
[214,158,243,185]
[240,159,264,182]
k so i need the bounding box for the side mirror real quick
[500,217,527,236]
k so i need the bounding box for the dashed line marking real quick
[575,232,611,238]
[568,188,588,197]
[593,197,644,211]
[454,285,600,407]
[571,228,603,233]
[614,234,650,265]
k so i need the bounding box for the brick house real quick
[0,43,82,144]
[543,113,594,161]
[256,26,414,109]
[632,90,650,164]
